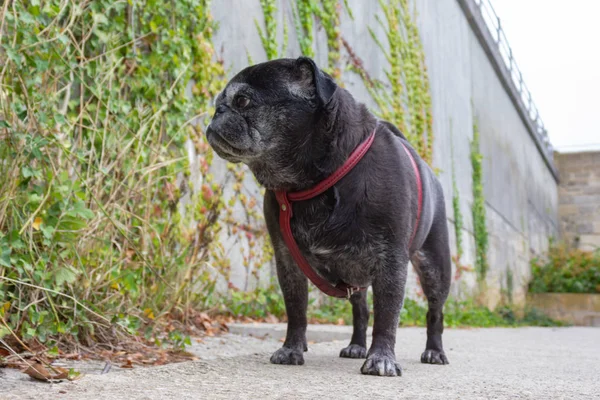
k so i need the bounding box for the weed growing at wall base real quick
[530,244,600,293]
[214,288,563,328]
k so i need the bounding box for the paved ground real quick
[2,325,599,399]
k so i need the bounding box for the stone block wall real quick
[555,151,600,251]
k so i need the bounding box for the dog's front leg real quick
[339,291,369,358]
[270,247,308,365]
[361,254,408,376]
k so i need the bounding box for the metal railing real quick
[474,0,554,161]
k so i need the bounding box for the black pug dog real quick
[206,57,451,377]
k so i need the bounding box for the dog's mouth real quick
[206,123,266,164]
[206,129,248,160]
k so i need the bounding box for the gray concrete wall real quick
[413,0,558,306]
[206,0,559,306]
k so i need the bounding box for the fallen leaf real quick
[32,217,43,230]
[120,359,133,369]
[0,347,10,357]
[143,308,155,320]
[24,362,69,381]
[1,301,10,314]
[201,321,211,330]
[62,353,82,360]
[265,314,279,324]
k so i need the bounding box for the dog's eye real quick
[235,96,250,109]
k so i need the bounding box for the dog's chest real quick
[289,199,387,285]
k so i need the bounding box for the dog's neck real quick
[249,89,378,192]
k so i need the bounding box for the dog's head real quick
[206,57,338,188]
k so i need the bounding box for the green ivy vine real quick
[256,0,289,60]
[471,121,489,282]
[294,0,316,58]
[452,164,464,262]
[450,121,468,280]
[347,0,434,165]
[314,0,343,80]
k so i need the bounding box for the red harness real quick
[275,128,423,298]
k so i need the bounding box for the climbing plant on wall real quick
[292,0,345,82]
[346,0,434,165]
[471,121,489,282]
[255,0,434,164]
[256,0,289,60]
[452,158,464,262]
[293,0,316,58]
[450,122,471,281]
[314,0,343,80]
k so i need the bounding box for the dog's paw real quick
[270,347,305,365]
[360,353,402,377]
[421,349,449,365]
[339,344,367,359]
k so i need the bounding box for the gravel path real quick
[2,325,599,399]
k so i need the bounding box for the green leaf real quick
[0,246,11,267]
[21,166,37,178]
[66,201,94,220]
[19,11,36,24]
[54,113,66,125]
[54,265,78,286]
[0,326,9,340]
[56,216,87,231]
[41,224,55,239]
[29,5,41,17]
[93,13,109,26]
[47,346,59,357]
[3,45,23,65]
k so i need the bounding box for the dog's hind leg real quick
[339,290,369,359]
[411,213,452,365]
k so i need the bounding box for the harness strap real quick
[275,127,423,298]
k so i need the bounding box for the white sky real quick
[491,0,600,150]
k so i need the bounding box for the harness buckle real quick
[346,286,356,299]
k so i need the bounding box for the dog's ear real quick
[293,57,337,105]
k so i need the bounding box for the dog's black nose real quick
[215,104,228,115]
